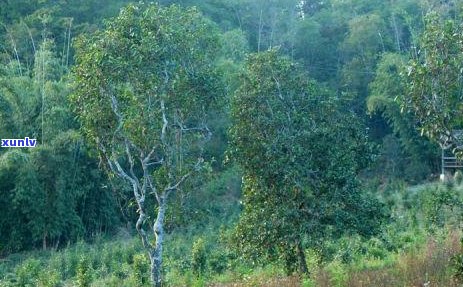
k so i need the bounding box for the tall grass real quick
[343,231,461,287]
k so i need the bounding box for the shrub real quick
[37,270,60,287]
[326,260,348,287]
[130,254,150,287]
[76,256,92,287]
[192,238,207,277]
[208,248,229,274]
[15,258,41,286]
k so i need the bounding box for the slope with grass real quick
[1,179,463,286]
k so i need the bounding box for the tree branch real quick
[107,94,154,251]
[164,157,204,196]
[160,99,168,147]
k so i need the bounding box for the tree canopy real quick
[404,12,463,151]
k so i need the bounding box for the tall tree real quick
[71,3,222,286]
[404,12,463,151]
[229,50,386,275]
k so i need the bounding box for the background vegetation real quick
[0,0,463,286]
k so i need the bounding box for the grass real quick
[335,230,461,287]
[1,180,463,286]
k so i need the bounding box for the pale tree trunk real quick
[150,198,166,287]
[103,95,205,287]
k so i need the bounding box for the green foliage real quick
[0,180,461,286]
[216,29,249,102]
[130,254,150,287]
[72,3,222,151]
[37,270,60,287]
[0,0,131,69]
[70,4,224,228]
[220,29,249,63]
[368,53,439,183]
[191,238,207,277]
[422,185,463,232]
[229,49,387,274]
[207,247,230,275]
[165,166,241,231]
[325,260,348,287]
[341,13,390,102]
[0,239,142,286]
[453,238,463,282]
[15,258,41,286]
[404,12,463,148]
[76,256,92,287]
[2,1,463,286]
[0,38,120,255]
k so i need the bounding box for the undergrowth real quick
[1,180,463,286]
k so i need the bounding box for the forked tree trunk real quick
[104,91,203,287]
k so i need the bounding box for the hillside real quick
[1,1,463,286]
[1,180,463,286]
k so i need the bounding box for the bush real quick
[326,260,348,287]
[208,248,229,274]
[15,258,41,286]
[192,238,207,277]
[422,185,463,232]
[130,254,150,287]
[76,256,92,287]
[37,270,60,287]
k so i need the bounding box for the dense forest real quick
[1,0,463,286]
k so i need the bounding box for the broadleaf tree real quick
[71,3,222,286]
[404,12,463,152]
[229,50,387,275]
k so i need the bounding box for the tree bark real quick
[150,198,167,287]
[104,94,203,287]
[297,240,309,275]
